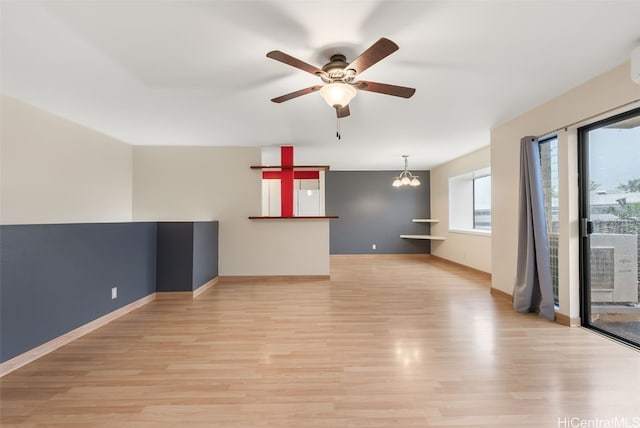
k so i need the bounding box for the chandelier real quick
[392,155,421,187]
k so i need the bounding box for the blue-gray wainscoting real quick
[0,221,218,363]
[192,222,219,288]
[156,221,219,292]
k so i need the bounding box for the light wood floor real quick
[2,255,639,427]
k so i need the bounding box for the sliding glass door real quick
[579,107,640,348]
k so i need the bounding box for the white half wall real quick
[0,95,133,224]
[430,146,491,273]
[224,218,330,276]
[490,61,640,317]
[132,146,330,276]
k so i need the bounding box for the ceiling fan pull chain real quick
[336,117,341,140]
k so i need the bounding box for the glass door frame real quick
[578,106,640,349]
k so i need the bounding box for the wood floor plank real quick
[1,255,639,427]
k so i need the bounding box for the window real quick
[539,136,559,305]
[473,175,492,230]
[449,167,491,233]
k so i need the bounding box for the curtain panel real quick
[513,136,555,321]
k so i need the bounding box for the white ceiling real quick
[2,1,640,170]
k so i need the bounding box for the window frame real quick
[448,167,492,235]
[472,174,492,231]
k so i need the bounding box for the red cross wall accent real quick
[262,146,319,217]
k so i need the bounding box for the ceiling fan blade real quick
[271,85,322,103]
[267,50,326,77]
[336,104,350,118]
[346,38,399,75]
[354,80,416,98]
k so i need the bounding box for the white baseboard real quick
[1,276,221,377]
[0,293,156,377]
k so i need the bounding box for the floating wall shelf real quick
[400,234,445,241]
[400,218,445,240]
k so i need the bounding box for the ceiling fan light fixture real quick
[319,82,357,108]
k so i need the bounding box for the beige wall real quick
[491,62,640,319]
[1,95,133,224]
[430,146,491,273]
[132,146,261,222]
[132,146,331,276]
[1,97,330,276]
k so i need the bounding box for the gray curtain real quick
[513,136,555,321]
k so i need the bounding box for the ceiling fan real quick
[267,37,416,118]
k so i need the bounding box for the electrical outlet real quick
[111,287,118,300]
[372,244,377,250]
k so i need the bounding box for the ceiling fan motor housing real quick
[321,54,355,83]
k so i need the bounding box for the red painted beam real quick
[281,146,294,217]
[260,146,320,217]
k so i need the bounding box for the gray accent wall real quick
[0,220,219,363]
[156,222,195,292]
[156,221,219,292]
[192,222,219,288]
[326,170,431,254]
[0,223,157,362]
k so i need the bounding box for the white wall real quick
[430,146,491,273]
[491,62,640,319]
[132,146,330,276]
[0,95,133,224]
